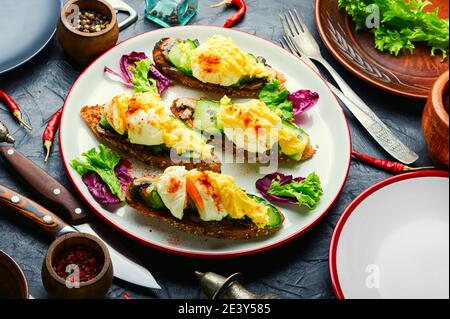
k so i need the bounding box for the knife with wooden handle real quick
[0,183,75,238]
[0,146,91,225]
[0,145,161,289]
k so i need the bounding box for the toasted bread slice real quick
[153,37,271,99]
[170,98,316,162]
[80,105,222,173]
[126,179,283,240]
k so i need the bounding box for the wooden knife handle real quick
[0,146,90,225]
[0,183,72,239]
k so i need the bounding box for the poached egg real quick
[101,92,213,159]
[156,166,188,220]
[190,35,273,87]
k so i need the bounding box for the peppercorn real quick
[71,9,110,33]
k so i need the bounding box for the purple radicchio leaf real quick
[150,65,172,94]
[289,89,319,120]
[119,51,149,84]
[103,66,134,88]
[255,172,305,204]
[82,160,133,205]
[104,51,172,94]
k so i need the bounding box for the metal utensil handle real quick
[110,0,138,31]
[328,85,419,164]
[0,146,91,225]
[0,183,73,239]
[317,58,418,165]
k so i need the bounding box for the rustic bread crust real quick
[126,185,283,240]
[153,37,267,99]
[80,105,222,173]
[170,99,315,162]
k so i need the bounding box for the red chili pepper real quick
[123,292,132,299]
[43,108,63,162]
[0,89,32,131]
[211,0,247,28]
[351,150,434,174]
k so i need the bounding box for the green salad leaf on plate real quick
[268,172,324,209]
[338,0,449,59]
[71,144,126,202]
[129,59,158,93]
[259,80,294,121]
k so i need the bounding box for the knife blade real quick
[0,145,160,289]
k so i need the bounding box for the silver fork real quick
[280,9,419,165]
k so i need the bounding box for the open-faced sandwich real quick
[171,96,315,161]
[127,166,284,239]
[80,91,221,172]
[153,34,286,98]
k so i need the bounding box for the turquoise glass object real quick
[145,0,198,28]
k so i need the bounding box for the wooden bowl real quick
[41,232,113,299]
[423,71,449,169]
[56,0,119,65]
[0,250,29,299]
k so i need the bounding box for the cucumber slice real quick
[193,99,222,135]
[179,151,201,159]
[145,144,167,155]
[247,194,283,228]
[140,184,165,210]
[99,114,115,132]
[168,40,197,75]
[280,120,309,160]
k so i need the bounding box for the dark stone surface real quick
[0,0,431,299]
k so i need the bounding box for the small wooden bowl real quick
[56,0,119,65]
[41,232,113,299]
[0,250,29,299]
[422,71,449,169]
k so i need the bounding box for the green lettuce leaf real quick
[268,172,323,209]
[338,0,449,59]
[71,144,125,201]
[128,59,158,93]
[259,80,294,121]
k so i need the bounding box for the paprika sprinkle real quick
[43,108,63,162]
[211,0,247,28]
[0,89,32,131]
[352,150,434,174]
[53,245,104,282]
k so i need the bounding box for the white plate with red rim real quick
[59,26,351,258]
[330,171,449,299]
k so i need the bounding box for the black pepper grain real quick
[71,9,110,33]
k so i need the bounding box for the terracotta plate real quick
[315,0,449,99]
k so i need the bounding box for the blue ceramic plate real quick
[0,0,61,74]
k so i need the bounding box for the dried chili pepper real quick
[123,292,132,299]
[352,150,434,174]
[43,108,63,162]
[53,245,104,282]
[0,89,32,131]
[211,0,247,28]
